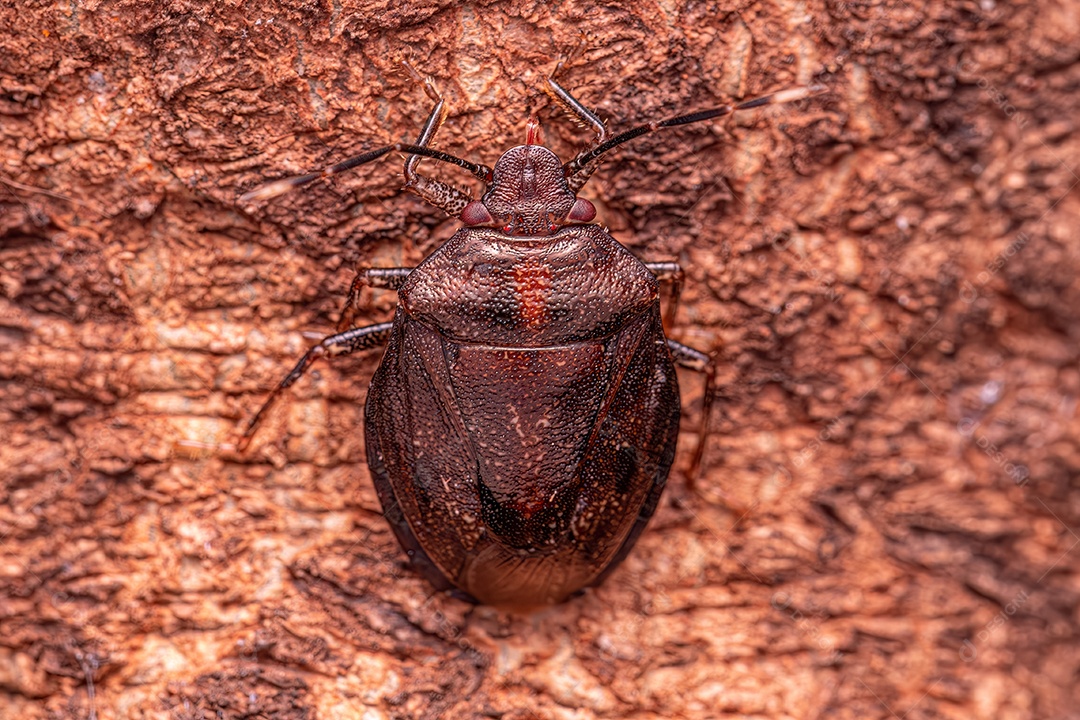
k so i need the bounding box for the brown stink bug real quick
[239,65,817,607]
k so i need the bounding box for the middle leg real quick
[238,321,395,451]
[337,266,414,333]
[643,261,685,332]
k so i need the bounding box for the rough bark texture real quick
[2,1,1078,718]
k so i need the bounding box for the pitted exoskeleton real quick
[239,63,819,607]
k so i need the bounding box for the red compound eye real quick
[567,198,596,223]
[461,201,493,226]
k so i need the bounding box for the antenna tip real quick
[770,87,816,104]
[172,438,237,458]
[239,178,297,204]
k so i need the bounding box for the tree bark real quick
[1,1,1078,718]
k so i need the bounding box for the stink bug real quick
[239,65,817,607]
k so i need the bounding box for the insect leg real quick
[238,322,395,451]
[545,64,607,143]
[643,261,684,332]
[401,62,447,179]
[666,339,717,486]
[544,63,608,193]
[337,266,414,333]
[400,62,475,216]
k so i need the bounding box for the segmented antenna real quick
[241,143,493,203]
[563,85,824,178]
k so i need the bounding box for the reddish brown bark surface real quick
[2,1,1078,718]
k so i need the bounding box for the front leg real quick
[399,61,474,216]
[545,62,609,194]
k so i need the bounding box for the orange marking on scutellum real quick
[512,256,552,328]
